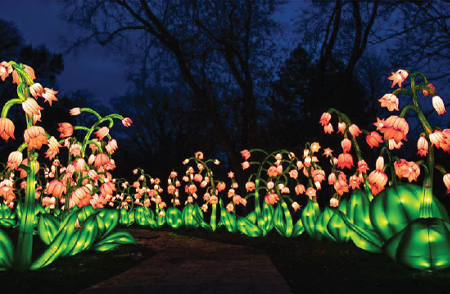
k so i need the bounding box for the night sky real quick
[1,1,448,132]
[0,0,299,109]
[1,0,133,108]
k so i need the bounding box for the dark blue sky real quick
[1,1,135,108]
[0,0,300,109]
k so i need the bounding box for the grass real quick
[0,229,156,294]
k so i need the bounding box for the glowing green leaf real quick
[77,205,95,223]
[193,207,212,232]
[156,208,166,227]
[38,214,61,245]
[347,189,373,231]
[0,228,14,271]
[301,200,322,240]
[383,218,450,270]
[165,207,182,229]
[219,199,237,233]
[236,215,262,237]
[0,203,16,228]
[67,215,99,256]
[182,203,201,228]
[292,218,304,237]
[327,210,351,243]
[134,206,157,228]
[314,207,335,241]
[261,202,274,235]
[93,231,136,251]
[119,208,135,226]
[338,196,348,214]
[273,200,293,237]
[246,211,257,224]
[31,210,80,270]
[370,183,450,241]
[338,210,383,253]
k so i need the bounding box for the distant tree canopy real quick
[265,44,368,148]
[58,0,450,182]
[62,0,286,193]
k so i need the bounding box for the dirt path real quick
[80,229,293,294]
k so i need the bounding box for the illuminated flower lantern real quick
[372,70,450,270]
[237,149,309,237]
[179,153,236,233]
[165,172,182,229]
[0,60,135,272]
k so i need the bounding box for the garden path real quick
[80,229,293,294]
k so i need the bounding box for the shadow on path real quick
[80,230,293,294]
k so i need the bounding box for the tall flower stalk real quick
[395,71,438,218]
[0,62,42,272]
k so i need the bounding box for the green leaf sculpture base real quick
[384,218,450,271]
[314,207,336,241]
[0,203,16,229]
[0,227,14,271]
[347,189,373,231]
[327,198,351,243]
[370,183,450,241]
[182,203,202,228]
[134,206,157,228]
[165,207,182,229]
[119,208,135,226]
[301,200,322,241]
[273,200,293,237]
[218,200,237,233]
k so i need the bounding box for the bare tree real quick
[295,0,393,119]
[61,0,284,193]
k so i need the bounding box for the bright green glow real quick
[384,218,450,270]
[119,208,131,226]
[14,157,37,272]
[347,189,373,231]
[370,183,449,241]
[236,215,262,237]
[165,207,182,229]
[210,204,217,232]
[193,206,213,232]
[338,197,348,215]
[97,210,120,237]
[261,202,274,235]
[327,210,351,243]
[273,200,293,237]
[301,200,322,240]
[0,227,14,271]
[38,214,61,245]
[157,208,166,227]
[246,211,257,224]
[337,210,383,253]
[315,207,335,242]
[182,203,202,228]
[292,218,304,237]
[31,208,135,270]
[219,200,237,233]
[134,206,157,228]
[0,203,16,228]
[93,231,136,251]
